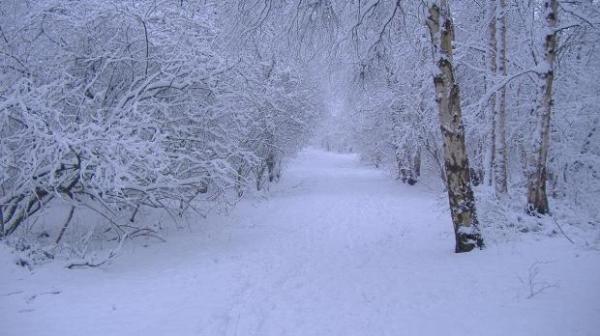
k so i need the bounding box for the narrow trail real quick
[2,149,599,336]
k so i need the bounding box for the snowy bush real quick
[0,0,319,250]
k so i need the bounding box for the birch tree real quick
[425,0,484,252]
[487,0,498,188]
[527,0,559,215]
[494,0,509,195]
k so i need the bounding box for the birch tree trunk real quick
[527,0,558,215]
[487,0,498,188]
[426,0,484,253]
[495,0,509,194]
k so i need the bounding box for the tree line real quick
[2,0,599,254]
[317,0,599,252]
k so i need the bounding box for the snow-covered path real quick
[2,148,599,336]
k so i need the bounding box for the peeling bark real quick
[527,0,558,215]
[426,1,484,253]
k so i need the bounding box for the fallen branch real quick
[551,216,575,245]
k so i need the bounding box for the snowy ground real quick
[1,148,599,336]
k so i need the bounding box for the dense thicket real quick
[0,0,320,247]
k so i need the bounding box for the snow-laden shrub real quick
[0,0,319,249]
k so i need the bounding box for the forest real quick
[1,1,599,335]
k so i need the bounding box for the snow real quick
[1,148,599,336]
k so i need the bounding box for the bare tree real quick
[425,0,484,252]
[527,0,559,215]
[487,0,499,188]
[495,0,509,195]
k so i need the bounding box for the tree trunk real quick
[527,0,558,215]
[0,206,4,238]
[414,148,421,180]
[494,0,509,195]
[236,165,245,197]
[426,0,484,253]
[256,164,265,191]
[266,152,276,183]
[487,0,498,187]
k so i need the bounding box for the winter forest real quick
[1,0,599,335]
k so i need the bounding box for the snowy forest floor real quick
[1,148,599,336]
